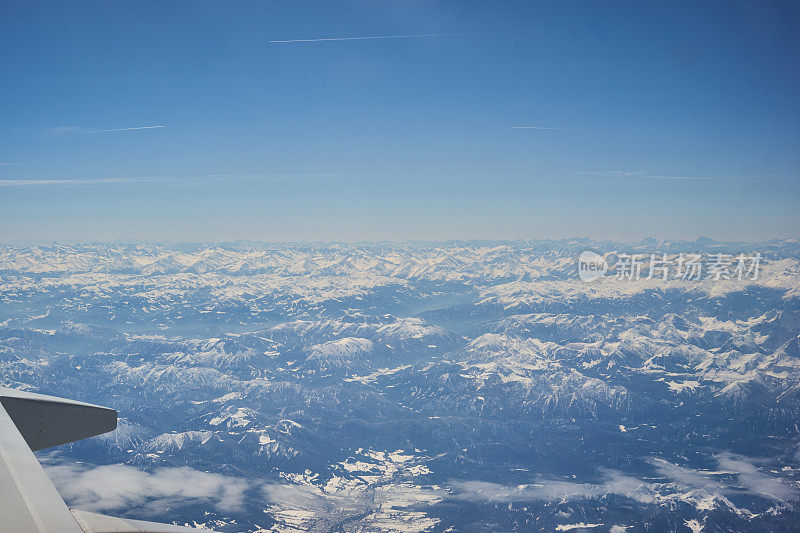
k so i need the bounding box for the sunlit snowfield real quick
[1,240,800,532]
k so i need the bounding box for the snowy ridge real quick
[1,239,799,531]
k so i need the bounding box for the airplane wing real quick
[0,387,211,533]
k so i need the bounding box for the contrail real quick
[0,173,316,187]
[268,32,489,44]
[0,177,165,187]
[577,170,800,180]
[512,126,573,130]
[645,173,800,180]
[83,125,165,133]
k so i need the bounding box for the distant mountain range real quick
[1,240,798,532]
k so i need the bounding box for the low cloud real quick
[715,453,798,501]
[449,468,655,504]
[263,483,345,512]
[449,454,797,509]
[262,480,444,531]
[651,453,798,502]
[44,453,796,526]
[45,463,251,514]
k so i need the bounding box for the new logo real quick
[577,250,608,282]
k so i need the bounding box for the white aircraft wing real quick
[0,387,211,533]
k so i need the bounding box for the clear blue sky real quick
[1,0,798,242]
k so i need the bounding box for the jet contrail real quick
[512,126,572,130]
[0,177,165,187]
[577,170,800,180]
[268,32,489,44]
[645,173,800,180]
[83,125,165,133]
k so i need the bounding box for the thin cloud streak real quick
[83,125,165,133]
[646,173,800,180]
[268,32,491,44]
[512,126,574,131]
[0,177,166,187]
[44,126,83,134]
[0,173,320,187]
[577,170,648,176]
[579,170,800,180]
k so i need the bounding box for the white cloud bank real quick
[448,453,798,512]
[45,463,250,514]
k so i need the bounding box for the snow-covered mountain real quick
[1,240,799,532]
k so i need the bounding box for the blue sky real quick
[1,0,798,242]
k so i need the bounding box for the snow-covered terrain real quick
[1,239,799,531]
